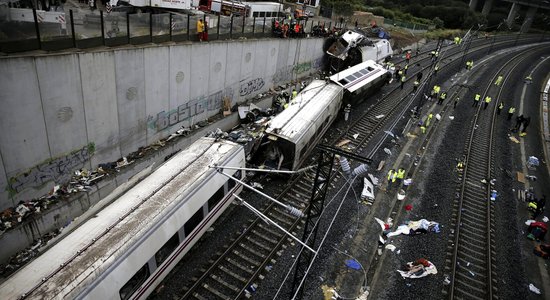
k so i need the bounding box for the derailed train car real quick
[326,30,392,72]
[0,137,245,300]
[265,60,390,170]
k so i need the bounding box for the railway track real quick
[177,35,547,300]
[444,46,545,300]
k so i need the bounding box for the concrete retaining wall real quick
[0,37,325,262]
[0,37,325,210]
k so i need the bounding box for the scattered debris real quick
[375,114,385,119]
[397,258,437,279]
[387,219,440,237]
[509,136,520,143]
[336,139,351,147]
[385,244,396,252]
[353,133,360,139]
[449,115,455,120]
[490,190,498,201]
[443,275,451,285]
[251,182,264,189]
[405,204,413,211]
[543,216,549,223]
[397,189,406,200]
[529,283,541,295]
[384,148,392,155]
[345,259,362,270]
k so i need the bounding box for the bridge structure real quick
[469,0,550,32]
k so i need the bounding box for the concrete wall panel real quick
[0,153,11,209]
[224,42,243,106]
[263,39,280,87]
[167,45,191,131]
[35,55,88,159]
[208,43,227,95]
[0,58,50,176]
[114,49,147,156]
[252,40,269,95]
[144,47,170,144]
[79,52,121,168]
[189,43,211,123]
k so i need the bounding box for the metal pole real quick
[149,12,153,42]
[187,14,190,40]
[263,16,266,34]
[217,171,304,218]
[70,10,76,48]
[252,16,256,34]
[241,15,245,33]
[169,13,172,40]
[126,13,130,44]
[100,10,105,45]
[234,195,316,254]
[32,8,42,49]
[217,14,220,36]
[230,15,233,38]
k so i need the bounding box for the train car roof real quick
[266,80,343,143]
[329,60,388,93]
[0,137,242,299]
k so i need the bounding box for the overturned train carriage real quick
[266,80,344,171]
[330,59,391,105]
[265,60,389,171]
[0,137,245,300]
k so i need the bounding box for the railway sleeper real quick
[454,285,487,300]
[246,235,274,251]
[210,274,241,293]
[216,266,247,286]
[267,211,294,227]
[457,247,487,263]
[191,292,209,300]
[459,232,488,248]
[226,257,255,275]
[257,222,285,238]
[200,283,231,300]
[234,247,264,263]
[459,221,489,237]
[251,229,279,244]
[456,270,488,288]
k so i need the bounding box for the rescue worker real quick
[507,106,515,120]
[495,75,503,86]
[387,169,397,191]
[344,104,351,122]
[483,95,492,110]
[514,115,524,132]
[292,88,297,99]
[454,36,460,44]
[403,64,409,75]
[438,91,447,105]
[405,51,411,63]
[472,93,481,107]
[456,161,464,173]
[525,75,533,83]
[396,168,406,185]
[419,121,426,134]
[431,85,440,98]
[433,64,439,76]
[497,102,504,115]
[416,71,423,81]
[413,80,420,93]
[197,19,205,41]
[426,113,433,127]
[400,75,406,89]
[454,97,460,108]
[397,68,403,80]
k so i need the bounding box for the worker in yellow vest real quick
[497,103,504,115]
[483,95,492,110]
[507,106,515,120]
[396,168,406,185]
[495,75,503,86]
[426,113,433,127]
[387,169,397,190]
[472,93,481,107]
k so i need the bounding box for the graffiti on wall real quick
[8,145,92,193]
[147,87,234,132]
[239,78,265,96]
[272,58,324,83]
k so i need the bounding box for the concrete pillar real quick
[520,6,538,33]
[482,0,494,15]
[506,2,521,29]
[469,0,479,11]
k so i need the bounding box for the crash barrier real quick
[0,7,345,53]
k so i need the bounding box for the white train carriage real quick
[265,80,344,171]
[329,59,391,105]
[0,137,245,300]
[326,30,392,72]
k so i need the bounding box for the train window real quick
[253,12,259,17]
[184,208,204,236]
[119,264,150,300]
[208,185,225,211]
[259,12,265,17]
[155,233,180,266]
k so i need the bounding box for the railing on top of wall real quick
[0,8,347,54]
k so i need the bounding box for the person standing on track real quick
[497,103,504,115]
[507,106,516,120]
[472,93,481,107]
[483,95,492,110]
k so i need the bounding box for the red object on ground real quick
[405,204,413,211]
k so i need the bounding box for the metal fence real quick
[385,18,431,31]
[0,8,342,54]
